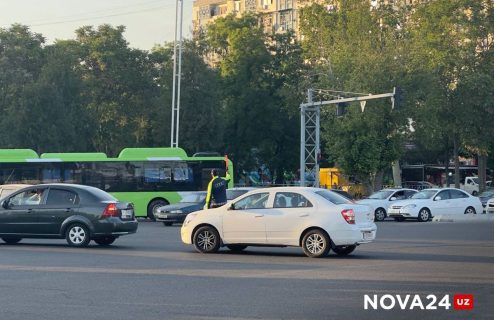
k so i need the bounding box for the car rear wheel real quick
[2,237,22,244]
[374,208,386,221]
[193,226,220,253]
[66,223,90,247]
[464,206,476,215]
[94,236,116,246]
[333,245,356,256]
[226,245,247,252]
[417,208,430,222]
[302,229,330,258]
[147,199,169,221]
[163,222,173,226]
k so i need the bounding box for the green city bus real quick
[0,148,233,218]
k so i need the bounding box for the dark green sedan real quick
[0,184,138,247]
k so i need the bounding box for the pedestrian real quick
[204,169,231,209]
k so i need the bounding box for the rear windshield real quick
[315,190,352,205]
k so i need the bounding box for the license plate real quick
[363,231,373,240]
[121,209,133,219]
[161,214,168,219]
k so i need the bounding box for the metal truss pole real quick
[300,88,396,188]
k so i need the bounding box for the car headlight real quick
[403,204,417,209]
[168,210,183,214]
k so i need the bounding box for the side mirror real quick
[2,200,9,209]
[390,197,397,201]
[228,203,235,211]
[434,196,442,201]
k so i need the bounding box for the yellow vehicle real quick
[319,168,348,191]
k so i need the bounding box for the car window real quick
[315,190,351,205]
[274,192,313,208]
[411,190,437,199]
[9,188,45,206]
[392,190,406,200]
[368,190,393,199]
[46,189,79,206]
[436,190,451,200]
[449,189,468,199]
[404,190,417,198]
[234,192,270,210]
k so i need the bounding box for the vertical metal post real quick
[170,0,183,148]
[300,105,306,187]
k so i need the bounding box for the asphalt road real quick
[1,220,493,320]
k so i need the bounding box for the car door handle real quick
[299,213,309,217]
[27,208,33,212]
[65,208,72,213]
[254,214,264,218]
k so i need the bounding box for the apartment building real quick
[192,0,302,37]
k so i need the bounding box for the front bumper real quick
[155,212,187,223]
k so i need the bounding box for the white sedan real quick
[357,188,418,221]
[387,188,483,222]
[181,187,376,258]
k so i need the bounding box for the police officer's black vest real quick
[211,177,228,205]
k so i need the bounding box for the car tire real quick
[417,208,430,222]
[147,199,169,221]
[464,206,476,215]
[332,245,356,256]
[193,226,221,253]
[374,208,387,221]
[163,222,173,226]
[394,217,405,222]
[66,223,90,247]
[226,245,247,252]
[472,191,478,196]
[94,236,116,246]
[302,229,330,258]
[2,237,22,244]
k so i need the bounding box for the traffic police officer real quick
[204,169,231,209]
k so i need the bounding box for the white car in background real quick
[357,188,418,221]
[181,187,376,258]
[486,198,494,214]
[387,188,483,222]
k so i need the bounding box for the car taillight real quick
[103,203,119,217]
[341,209,355,224]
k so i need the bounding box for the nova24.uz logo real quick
[364,294,474,310]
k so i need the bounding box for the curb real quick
[432,214,494,223]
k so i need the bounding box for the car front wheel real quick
[417,208,430,222]
[374,208,387,221]
[66,223,90,247]
[464,207,476,215]
[193,226,220,253]
[302,230,330,258]
[2,237,22,244]
[333,245,356,256]
[94,236,116,246]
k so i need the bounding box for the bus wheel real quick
[147,199,168,221]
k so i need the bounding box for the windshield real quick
[315,190,352,205]
[227,189,250,200]
[180,193,206,203]
[479,190,494,198]
[368,190,393,200]
[411,190,437,199]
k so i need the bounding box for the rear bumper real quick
[93,218,138,237]
[332,226,377,246]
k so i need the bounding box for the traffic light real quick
[336,102,348,117]
[392,87,404,109]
